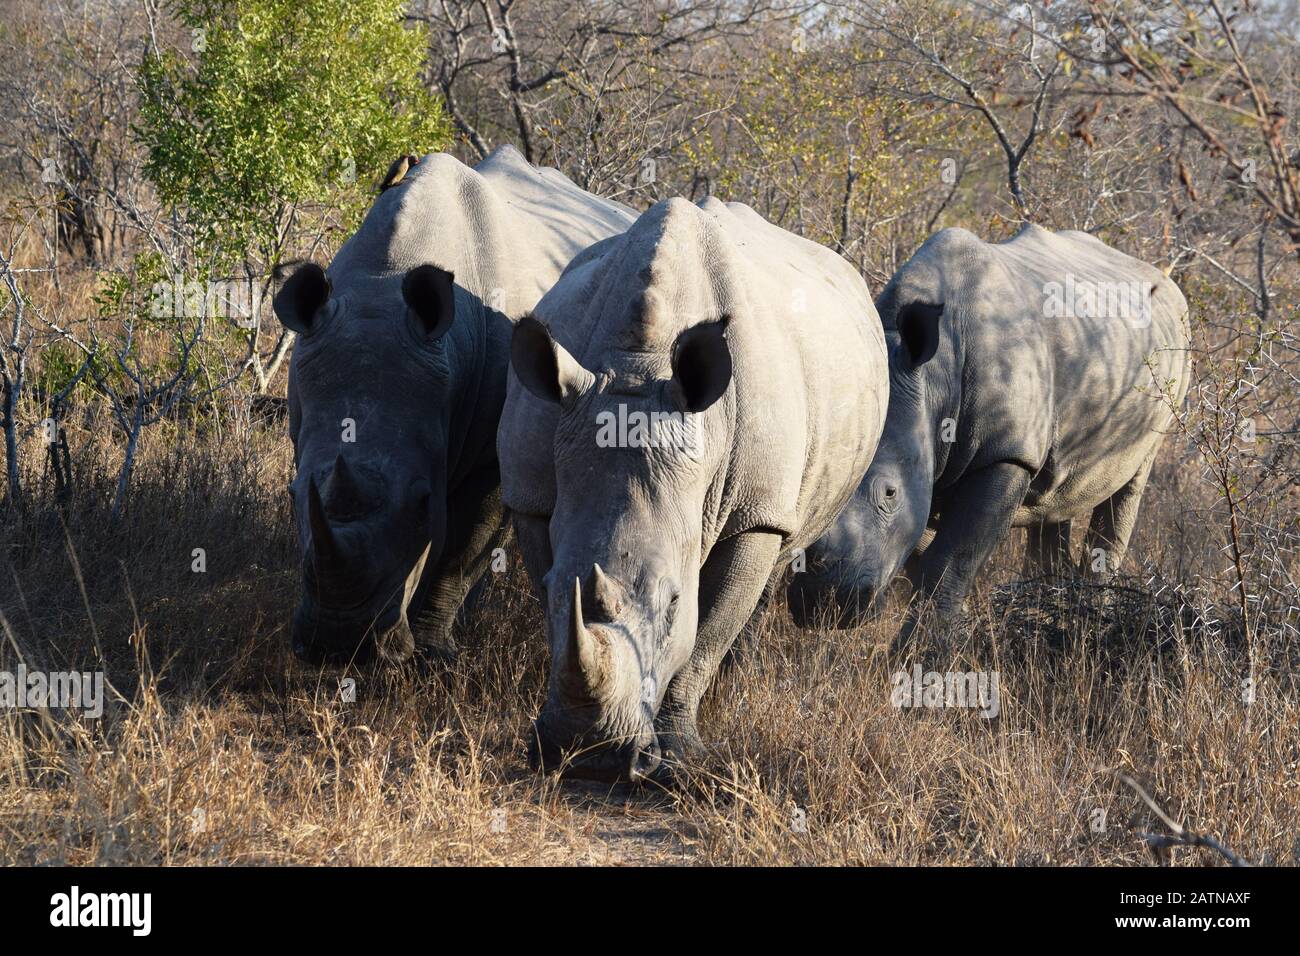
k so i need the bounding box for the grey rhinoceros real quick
[498,196,889,781]
[273,145,634,666]
[788,224,1191,642]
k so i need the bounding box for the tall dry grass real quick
[1,397,1296,866]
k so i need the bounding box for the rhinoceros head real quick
[511,313,732,781]
[790,300,945,626]
[275,261,457,666]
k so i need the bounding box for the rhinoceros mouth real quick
[528,716,662,783]
[299,581,394,617]
[787,577,881,630]
[291,603,409,667]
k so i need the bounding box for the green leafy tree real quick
[137,0,450,270]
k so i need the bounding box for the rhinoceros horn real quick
[306,476,338,565]
[325,454,365,515]
[569,576,604,692]
[590,563,622,618]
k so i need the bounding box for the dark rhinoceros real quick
[274,145,634,665]
[789,224,1191,646]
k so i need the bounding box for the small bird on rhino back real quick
[379,154,419,192]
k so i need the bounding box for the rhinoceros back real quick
[328,145,635,317]
[889,224,1190,518]
[691,198,888,557]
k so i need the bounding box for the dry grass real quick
[2,0,1297,868]
[2,404,1297,867]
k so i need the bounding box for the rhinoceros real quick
[498,196,889,781]
[788,224,1191,641]
[273,145,634,665]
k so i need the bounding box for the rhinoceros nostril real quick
[627,740,662,783]
[374,615,415,663]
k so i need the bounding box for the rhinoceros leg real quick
[899,462,1033,648]
[510,512,552,597]
[656,529,783,763]
[718,565,784,673]
[1023,520,1073,578]
[416,465,509,656]
[1080,448,1157,579]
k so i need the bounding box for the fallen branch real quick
[1118,772,1251,867]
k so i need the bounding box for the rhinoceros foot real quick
[888,607,975,668]
[649,712,710,785]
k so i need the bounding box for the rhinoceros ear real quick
[898,301,943,367]
[273,262,330,335]
[403,264,457,340]
[670,317,731,413]
[511,313,595,407]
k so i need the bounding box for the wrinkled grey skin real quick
[789,225,1191,640]
[499,197,888,781]
[276,146,634,666]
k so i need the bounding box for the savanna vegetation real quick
[1,0,1297,865]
